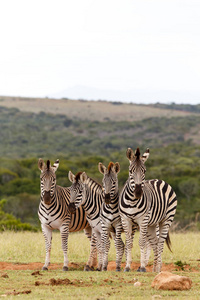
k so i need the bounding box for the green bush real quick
[0,199,38,231]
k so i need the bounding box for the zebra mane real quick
[87,176,103,193]
[135,148,140,159]
[107,162,114,173]
[46,160,51,170]
[75,172,83,182]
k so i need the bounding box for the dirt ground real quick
[0,261,198,272]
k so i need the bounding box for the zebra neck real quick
[126,178,140,201]
[55,185,70,204]
[86,177,103,194]
[106,192,119,208]
[81,177,103,216]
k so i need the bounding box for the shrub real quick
[0,199,38,232]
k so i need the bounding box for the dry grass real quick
[0,96,195,122]
[0,231,200,299]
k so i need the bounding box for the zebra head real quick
[98,162,120,204]
[126,147,150,199]
[38,158,59,205]
[68,171,87,214]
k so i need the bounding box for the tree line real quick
[0,106,200,230]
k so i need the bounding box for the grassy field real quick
[0,231,200,299]
[0,96,195,122]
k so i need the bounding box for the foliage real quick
[152,102,200,113]
[174,260,187,271]
[0,106,200,229]
[0,106,200,158]
[0,199,38,231]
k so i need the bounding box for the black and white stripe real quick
[98,162,124,271]
[38,159,97,271]
[119,148,177,272]
[68,171,104,271]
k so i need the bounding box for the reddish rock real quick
[151,271,192,290]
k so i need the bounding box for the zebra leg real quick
[41,224,52,271]
[122,218,134,272]
[95,231,103,271]
[138,223,151,272]
[156,223,170,272]
[101,228,110,271]
[114,224,124,272]
[145,225,159,272]
[60,221,70,271]
[144,224,159,267]
[144,238,152,267]
[83,227,97,271]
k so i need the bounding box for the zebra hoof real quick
[116,267,121,272]
[84,265,94,271]
[137,267,146,272]
[96,267,102,271]
[124,267,130,272]
[42,266,48,271]
[63,266,69,271]
[102,267,107,271]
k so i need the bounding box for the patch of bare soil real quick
[2,290,31,296]
[0,261,199,272]
[35,277,91,287]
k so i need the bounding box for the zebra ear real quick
[113,162,120,174]
[38,158,45,172]
[80,172,87,184]
[68,171,76,183]
[141,148,150,163]
[52,159,59,172]
[98,162,106,174]
[126,148,134,162]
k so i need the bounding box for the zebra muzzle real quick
[68,202,76,214]
[43,191,51,205]
[104,193,111,204]
[134,184,143,199]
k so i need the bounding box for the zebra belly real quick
[39,215,65,230]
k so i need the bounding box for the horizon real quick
[1,93,200,106]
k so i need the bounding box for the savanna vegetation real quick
[0,231,200,299]
[0,98,200,230]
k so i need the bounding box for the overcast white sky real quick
[0,0,200,104]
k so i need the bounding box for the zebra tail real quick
[165,232,172,253]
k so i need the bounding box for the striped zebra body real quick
[98,162,124,271]
[119,148,177,272]
[38,159,97,271]
[68,171,104,271]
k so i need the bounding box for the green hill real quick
[0,96,200,230]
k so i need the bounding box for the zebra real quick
[68,171,104,271]
[119,148,177,272]
[98,161,125,271]
[38,158,97,271]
